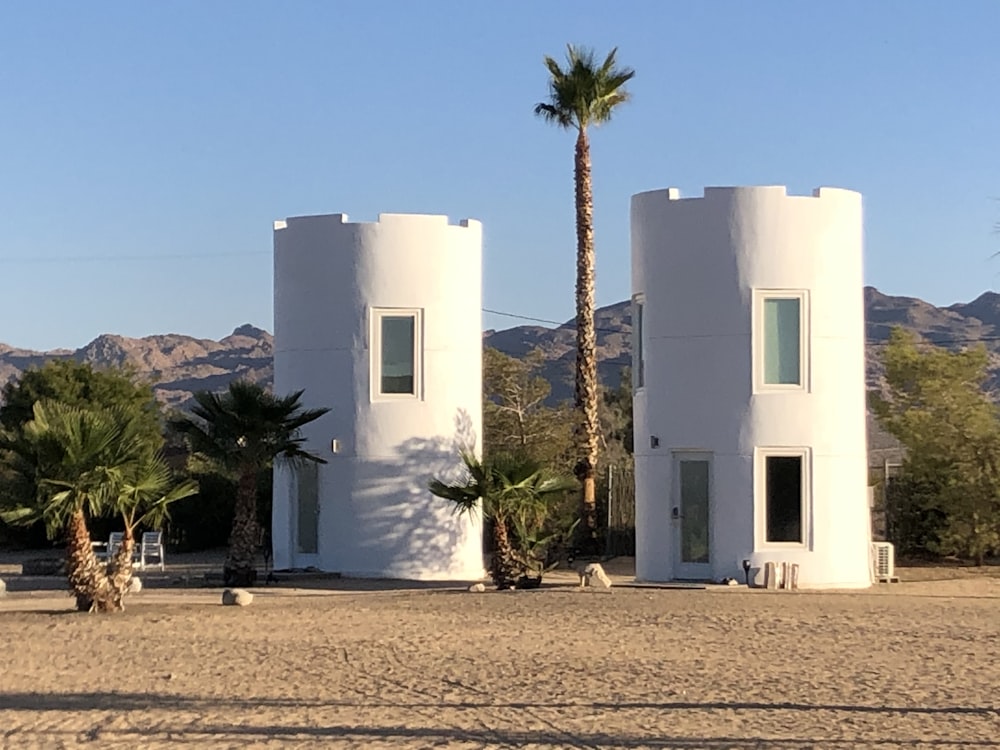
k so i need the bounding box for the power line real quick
[0,251,271,264]
[483,308,569,327]
[0,249,993,346]
[484,307,1000,347]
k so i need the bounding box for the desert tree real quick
[1,401,195,611]
[534,45,635,550]
[872,328,1000,563]
[430,452,576,589]
[170,380,329,586]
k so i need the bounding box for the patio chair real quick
[92,540,109,562]
[107,532,141,567]
[107,531,125,559]
[140,531,165,571]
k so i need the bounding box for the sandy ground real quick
[0,556,998,749]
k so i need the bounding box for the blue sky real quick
[1,1,997,350]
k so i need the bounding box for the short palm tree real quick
[170,380,329,586]
[0,401,161,611]
[429,452,576,589]
[535,45,634,551]
[103,453,197,608]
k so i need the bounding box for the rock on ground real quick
[222,588,253,606]
[582,563,613,590]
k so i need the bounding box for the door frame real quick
[671,451,713,580]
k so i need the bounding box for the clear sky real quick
[1,1,997,350]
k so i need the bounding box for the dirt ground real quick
[0,557,998,749]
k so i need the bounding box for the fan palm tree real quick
[429,452,576,589]
[103,453,197,608]
[0,401,147,611]
[535,45,635,551]
[170,380,329,587]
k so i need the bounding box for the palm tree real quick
[170,380,329,587]
[0,401,148,611]
[535,45,635,551]
[104,453,197,608]
[429,452,576,589]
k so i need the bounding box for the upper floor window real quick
[372,308,422,399]
[754,290,808,391]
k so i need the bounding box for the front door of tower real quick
[673,452,712,580]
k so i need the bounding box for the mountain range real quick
[3,287,1000,419]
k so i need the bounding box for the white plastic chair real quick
[106,532,141,567]
[107,532,125,559]
[140,531,165,571]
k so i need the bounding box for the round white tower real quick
[272,212,484,580]
[631,186,870,588]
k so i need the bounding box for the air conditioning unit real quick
[871,541,897,583]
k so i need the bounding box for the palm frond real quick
[170,380,330,471]
[535,44,634,132]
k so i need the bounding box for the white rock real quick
[468,583,486,593]
[582,563,613,590]
[222,588,253,606]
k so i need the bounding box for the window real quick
[632,295,645,389]
[754,290,808,391]
[756,448,809,547]
[372,308,422,399]
[766,456,802,542]
[296,462,319,554]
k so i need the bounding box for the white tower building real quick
[631,186,870,588]
[271,212,484,580]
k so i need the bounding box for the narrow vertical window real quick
[632,295,645,389]
[372,308,422,399]
[296,462,319,554]
[754,290,807,391]
[765,455,803,543]
[763,298,800,385]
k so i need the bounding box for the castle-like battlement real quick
[274,212,480,232]
[632,185,859,203]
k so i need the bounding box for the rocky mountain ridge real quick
[2,287,999,413]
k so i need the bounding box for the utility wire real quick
[483,307,1000,347]
[0,251,271,263]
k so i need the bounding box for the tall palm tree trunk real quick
[573,127,600,552]
[225,466,259,586]
[66,508,102,611]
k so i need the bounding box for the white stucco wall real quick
[272,212,485,580]
[631,186,870,588]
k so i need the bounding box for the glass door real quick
[673,452,712,579]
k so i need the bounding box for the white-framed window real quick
[753,290,809,391]
[755,447,810,548]
[371,308,422,400]
[632,294,645,390]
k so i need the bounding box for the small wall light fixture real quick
[650,436,660,449]
[331,438,341,454]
